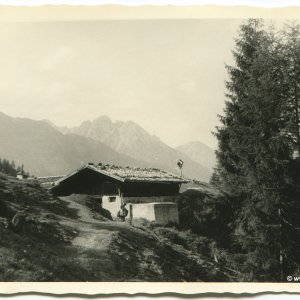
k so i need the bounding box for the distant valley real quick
[0,112,215,181]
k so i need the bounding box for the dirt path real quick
[53,195,220,282]
[59,195,117,250]
[61,195,100,224]
[55,195,147,280]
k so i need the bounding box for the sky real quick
[0,18,244,149]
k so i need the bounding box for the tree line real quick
[0,158,29,177]
[212,19,300,281]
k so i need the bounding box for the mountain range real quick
[0,112,215,181]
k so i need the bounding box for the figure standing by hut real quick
[117,202,128,222]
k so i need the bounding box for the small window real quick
[109,196,117,203]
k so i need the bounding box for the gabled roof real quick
[56,163,189,184]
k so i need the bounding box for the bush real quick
[177,189,232,246]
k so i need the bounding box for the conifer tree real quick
[213,19,300,281]
[281,23,300,157]
[0,158,27,177]
[213,19,267,196]
[279,22,300,278]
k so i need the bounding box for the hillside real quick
[176,141,217,171]
[0,172,232,281]
[0,112,148,177]
[66,116,212,181]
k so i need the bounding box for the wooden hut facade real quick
[51,163,188,224]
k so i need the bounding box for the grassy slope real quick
[0,172,231,281]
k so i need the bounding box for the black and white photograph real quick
[0,1,299,288]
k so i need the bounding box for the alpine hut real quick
[51,163,188,224]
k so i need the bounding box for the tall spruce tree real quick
[280,22,300,278]
[213,19,300,281]
[213,19,267,197]
[281,23,300,157]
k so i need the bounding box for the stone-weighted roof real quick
[51,162,184,184]
[88,163,188,183]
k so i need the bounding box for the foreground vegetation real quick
[0,172,231,281]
